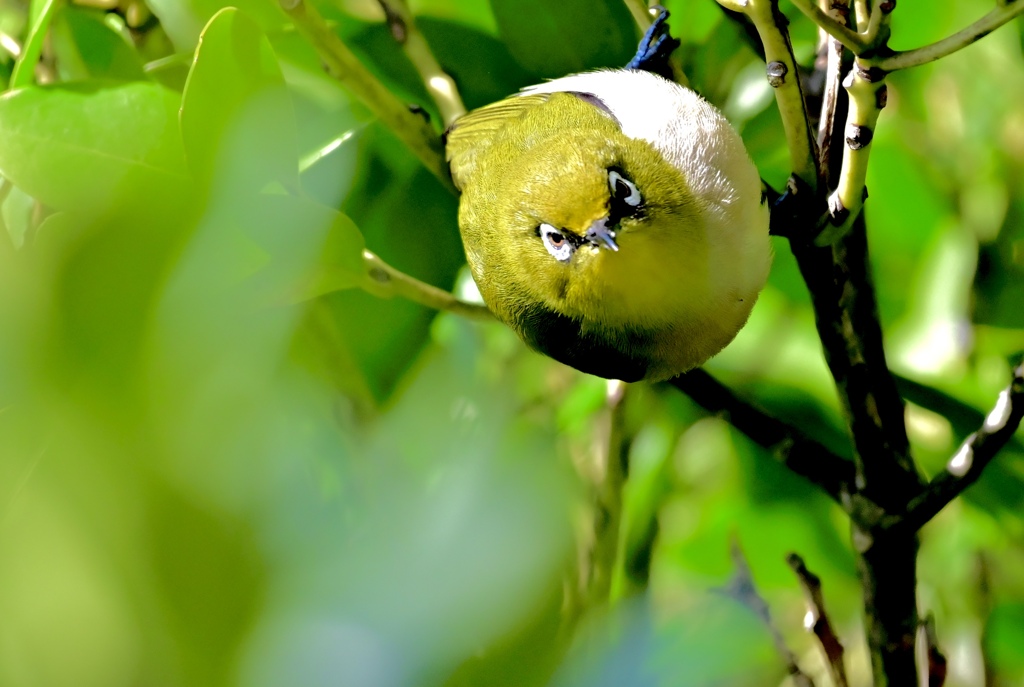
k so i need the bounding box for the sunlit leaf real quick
[180,8,298,194]
[0,81,188,211]
[8,0,58,89]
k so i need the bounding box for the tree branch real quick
[899,362,1024,532]
[360,250,493,320]
[787,553,849,687]
[787,0,868,53]
[724,542,816,687]
[789,216,922,685]
[279,0,454,191]
[375,0,467,127]
[722,0,820,190]
[666,369,855,504]
[876,2,1024,72]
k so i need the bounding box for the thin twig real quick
[360,250,493,320]
[876,2,1024,72]
[787,553,849,687]
[375,0,466,127]
[860,0,893,53]
[787,0,868,53]
[721,0,819,191]
[724,542,816,687]
[816,0,851,190]
[667,369,855,504]
[899,362,1024,532]
[851,0,869,32]
[278,0,454,191]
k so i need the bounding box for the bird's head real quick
[472,101,708,332]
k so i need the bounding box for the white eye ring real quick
[609,170,642,207]
[539,223,574,262]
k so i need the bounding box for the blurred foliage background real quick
[0,0,1023,685]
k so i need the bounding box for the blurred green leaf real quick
[409,0,498,34]
[240,192,367,302]
[50,7,147,82]
[0,81,188,211]
[150,486,267,687]
[489,0,636,79]
[180,8,299,194]
[866,130,951,328]
[974,182,1024,328]
[986,602,1024,677]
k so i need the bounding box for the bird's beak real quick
[585,217,619,252]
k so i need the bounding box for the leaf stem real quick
[877,2,1024,72]
[360,250,492,320]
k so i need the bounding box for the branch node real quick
[845,124,874,150]
[875,84,889,108]
[767,60,789,87]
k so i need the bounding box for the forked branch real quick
[900,362,1024,532]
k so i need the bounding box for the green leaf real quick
[50,6,147,83]
[9,0,60,89]
[0,81,188,212]
[488,0,636,79]
[145,0,286,53]
[240,193,366,302]
[974,191,1024,328]
[180,8,299,195]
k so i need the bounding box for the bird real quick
[444,55,770,383]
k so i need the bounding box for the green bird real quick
[446,68,771,382]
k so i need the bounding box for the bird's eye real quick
[539,223,575,262]
[608,169,642,208]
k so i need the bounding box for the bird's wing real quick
[444,94,550,191]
